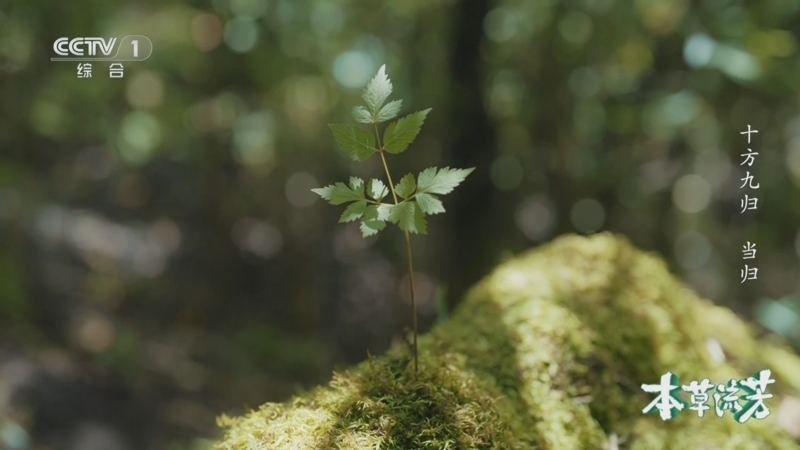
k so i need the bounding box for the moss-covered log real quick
[213,233,800,449]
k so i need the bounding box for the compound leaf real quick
[349,177,364,192]
[329,124,376,161]
[388,202,426,234]
[339,200,367,223]
[311,179,366,205]
[383,109,431,154]
[388,201,413,229]
[395,173,416,199]
[369,179,389,202]
[413,202,428,235]
[415,192,445,215]
[362,64,392,114]
[360,204,388,237]
[376,203,392,221]
[351,106,373,124]
[375,100,402,123]
[416,167,475,195]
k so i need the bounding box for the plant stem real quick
[402,229,418,373]
[375,124,419,374]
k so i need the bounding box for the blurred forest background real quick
[2,0,800,448]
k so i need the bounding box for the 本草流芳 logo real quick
[51,36,153,61]
[641,369,775,423]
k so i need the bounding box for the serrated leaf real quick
[413,201,428,235]
[415,193,445,215]
[349,176,364,192]
[376,204,392,221]
[351,106,373,124]
[360,205,388,237]
[329,124,377,161]
[382,109,431,154]
[362,204,381,222]
[389,201,415,231]
[387,202,427,234]
[416,167,475,195]
[311,181,365,205]
[369,179,388,201]
[339,200,367,223]
[375,100,402,123]
[360,220,386,237]
[395,174,416,199]
[362,64,392,114]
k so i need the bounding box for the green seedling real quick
[312,65,474,373]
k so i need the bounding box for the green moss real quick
[213,233,800,450]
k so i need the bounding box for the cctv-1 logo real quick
[54,37,117,57]
[51,35,153,61]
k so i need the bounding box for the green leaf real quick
[311,180,365,205]
[351,106,373,124]
[329,124,376,161]
[360,220,385,237]
[415,192,445,215]
[368,179,388,202]
[360,205,388,237]
[375,100,402,123]
[416,167,475,195]
[382,109,431,154]
[395,173,416,199]
[389,201,414,229]
[339,200,367,223]
[376,204,392,221]
[349,176,364,192]
[362,64,392,114]
[388,202,426,234]
[413,202,428,235]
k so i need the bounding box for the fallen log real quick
[213,233,800,449]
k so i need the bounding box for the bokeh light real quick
[29,99,68,138]
[515,196,555,242]
[191,13,223,52]
[118,112,162,165]
[311,2,345,36]
[684,33,715,68]
[568,66,602,99]
[232,112,276,166]
[332,51,375,88]
[223,17,259,53]
[126,70,165,110]
[231,218,283,259]
[229,0,269,18]
[484,8,519,43]
[76,314,116,353]
[488,70,524,118]
[558,11,592,45]
[694,149,732,193]
[285,172,320,208]
[672,174,712,213]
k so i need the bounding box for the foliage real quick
[312,65,474,372]
[313,65,474,238]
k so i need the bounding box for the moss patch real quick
[213,233,800,450]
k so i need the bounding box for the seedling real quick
[312,65,474,373]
